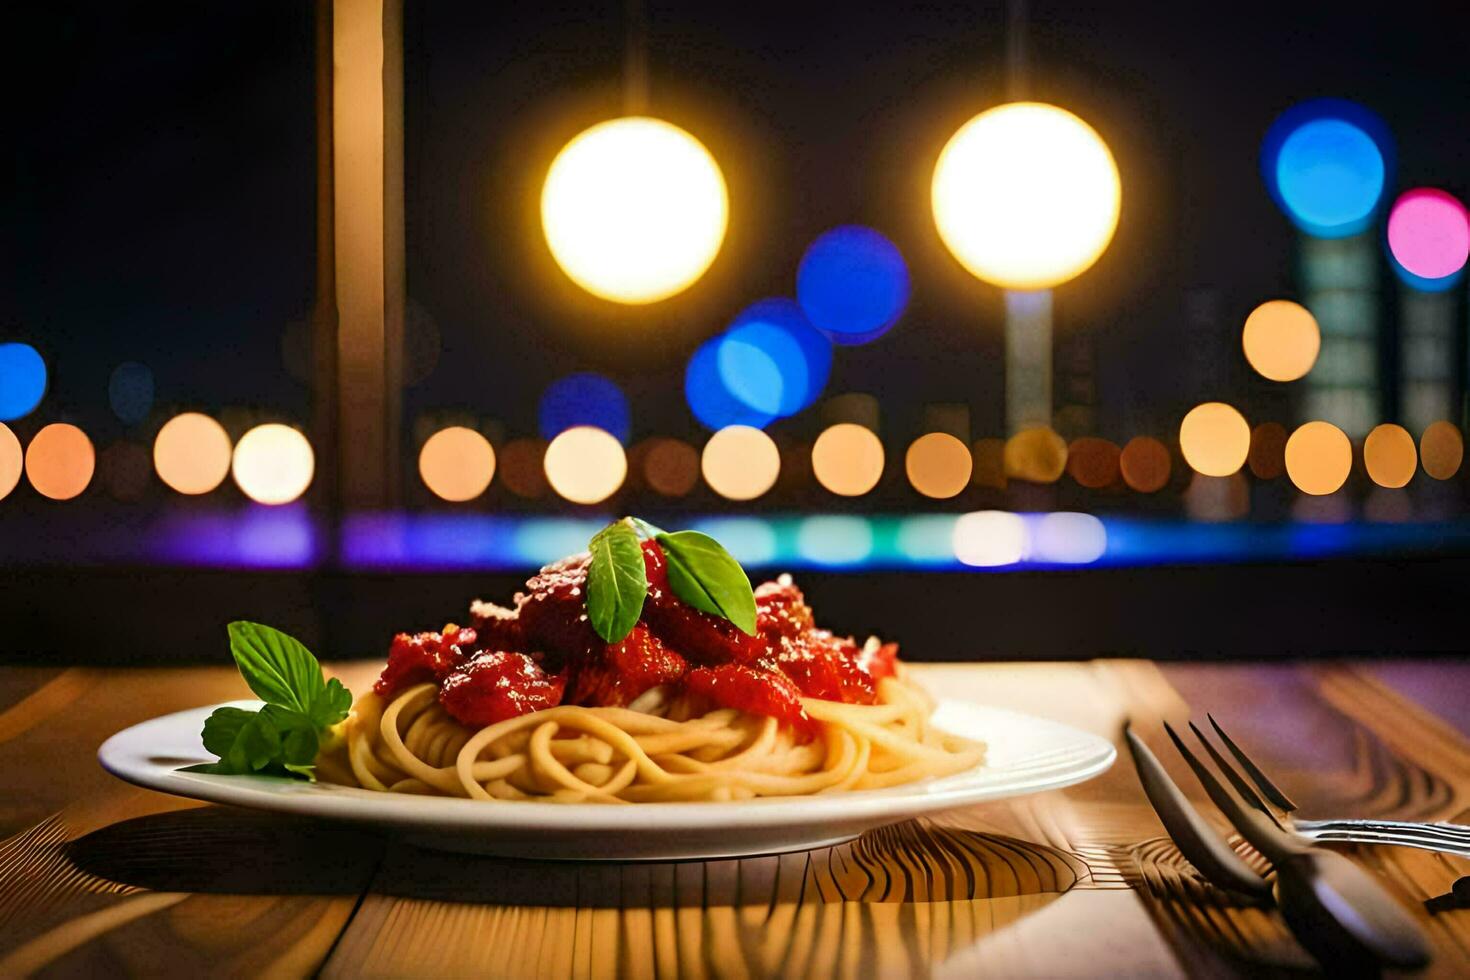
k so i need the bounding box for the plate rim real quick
[98,699,1116,833]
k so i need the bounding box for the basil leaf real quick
[201,706,257,759]
[655,530,757,635]
[586,520,648,643]
[310,678,353,730]
[261,704,321,765]
[227,621,325,715]
[223,710,281,773]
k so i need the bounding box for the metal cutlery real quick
[1124,722,1432,971]
[1205,713,1470,859]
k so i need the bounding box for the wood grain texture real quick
[0,659,1465,978]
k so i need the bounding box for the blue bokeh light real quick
[0,343,47,421]
[685,337,776,431]
[716,299,831,418]
[108,362,155,425]
[538,372,631,443]
[1261,99,1392,239]
[796,226,910,344]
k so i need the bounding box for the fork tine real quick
[1162,721,1298,866]
[1188,721,1283,828]
[1208,712,1299,812]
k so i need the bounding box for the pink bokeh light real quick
[1386,188,1470,281]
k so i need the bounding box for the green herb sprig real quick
[190,622,352,780]
[585,518,757,643]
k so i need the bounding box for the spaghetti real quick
[318,667,983,803]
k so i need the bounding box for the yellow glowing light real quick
[952,510,1028,567]
[541,117,728,304]
[1285,420,1352,496]
[905,432,972,499]
[0,423,21,501]
[154,412,232,495]
[932,102,1121,290]
[1179,402,1249,477]
[25,423,95,501]
[701,425,780,501]
[811,423,885,497]
[1420,421,1463,480]
[419,426,495,502]
[1003,427,1068,484]
[544,426,627,504]
[1241,299,1320,382]
[1363,423,1416,489]
[642,438,699,497]
[231,423,314,505]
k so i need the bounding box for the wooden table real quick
[0,660,1465,977]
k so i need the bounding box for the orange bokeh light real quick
[0,423,21,500]
[812,423,885,497]
[1066,436,1120,489]
[1179,402,1249,477]
[1420,421,1463,481]
[25,423,95,500]
[1284,420,1352,496]
[1118,436,1171,493]
[905,432,972,499]
[1247,422,1288,479]
[544,426,626,504]
[232,423,315,505]
[1363,423,1416,489]
[498,439,549,498]
[419,426,495,502]
[642,438,699,497]
[1003,427,1067,484]
[1241,299,1320,382]
[154,412,233,495]
[702,426,780,501]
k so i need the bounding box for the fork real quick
[1126,722,1433,971]
[1206,714,1470,859]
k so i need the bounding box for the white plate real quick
[99,700,1115,860]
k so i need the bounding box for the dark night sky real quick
[6,1,1469,453]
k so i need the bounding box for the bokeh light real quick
[108,362,155,425]
[154,412,233,495]
[99,441,152,501]
[716,299,832,417]
[498,439,549,498]
[1285,420,1352,496]
[1179,402,1249,477]
[1261,100,1390,238]
[541,117,727,304]
[688,517,776,565]
[642,438,699,497]
[811,423,885,496]
[701,425,780,500]
[905,432,972,499]
[971,437,1007,489]
[1241,300,1320,382]
[539,373,631,443]
[1420,421,1463,480]
[1247,422,1288,479]
[796,516,873,566]
[1031,512,1107,564]
[25,423,94,500]
[895,515,959,563]
[0,423,21,501]
[932,102,1121,290]
[232,423,315,505]
[796,226,910,343]
[1066,437,1120,489]
[952,510,1027,567]
[0,343,47,421]
[1119,436,1171,493]
[1386,189,1470,285]
[544,425,626,504]
[1004,427,1067,483]
[685,337,775,432]
[1362,424,1416,489]
[419,426,496,502]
